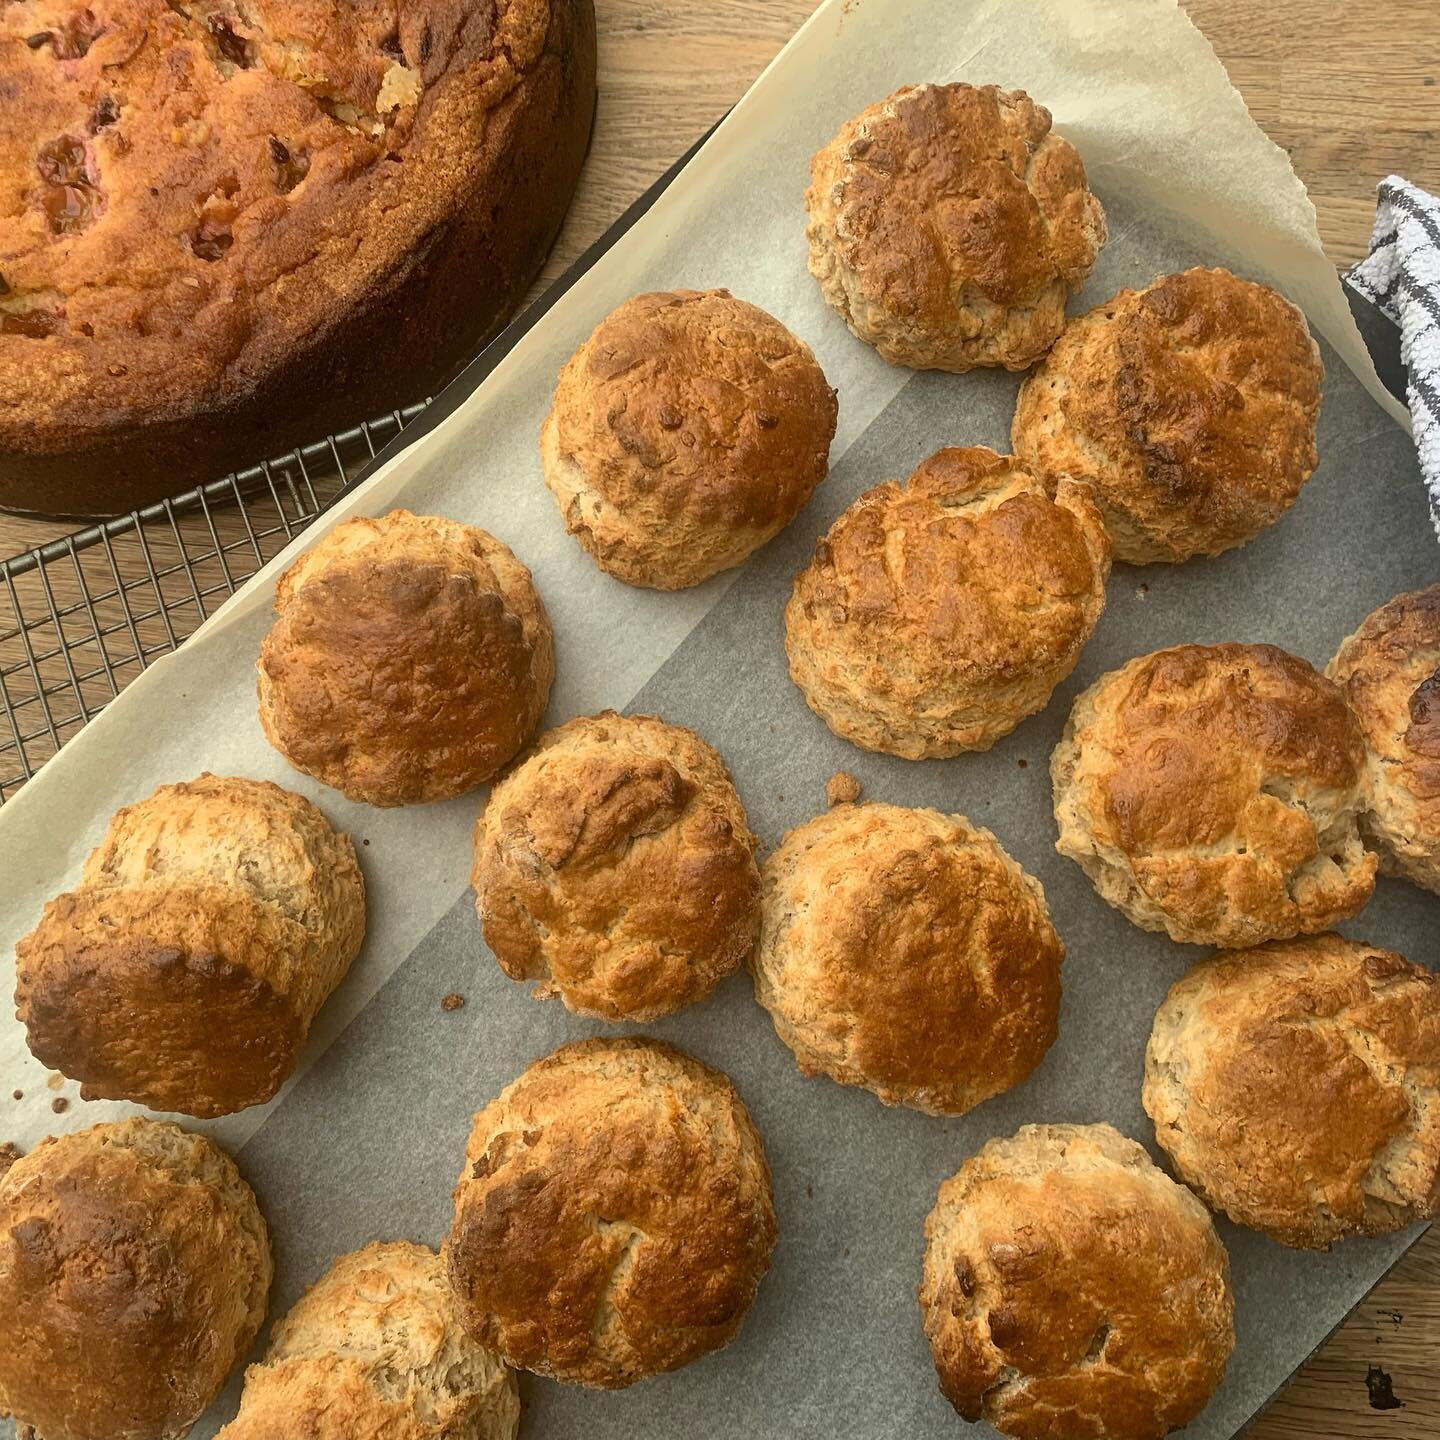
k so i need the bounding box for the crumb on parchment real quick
[441,992,465,1012]
[826,771,862,807]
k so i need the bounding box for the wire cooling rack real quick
[0,404,428,802]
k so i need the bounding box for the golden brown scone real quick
[1013,268,1323,564]
[1144,934,1440,1250]
[540,288,838,589]
[217,1242,518,1440]
[0,1118,271,1440]
[1327,583,1440,894]
[14,773,365,1118]
[785,446,1110,758]
[919,1123,1234,1440]
[258,509,554,806]
[472,711,760,1022]
[754,802,1063,1115]
[1052,643,1375,947]
[805,83,1105,372]
[445,1036,776,1389]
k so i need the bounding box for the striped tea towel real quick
[1347,175,1440,536]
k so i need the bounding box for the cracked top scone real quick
[1013,268,1323,564]
[0,1119,272,1440]
[920,1123,1234,1440]
[0,0,596,516]
[753,801,1064,1115]
[540,288,838,589]
[1144,934,1440,1249]
[218,1242,519,1440]
[805,82,1105,372]
[14,772,365,1117]
[1052,643,1375,947]
[785,446,1110,758]
[445,1036,776,1389]
[258,509,554,806]
[1327,582,1440,895]
[472,711,760,1022]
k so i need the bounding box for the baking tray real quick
[1,2,1434,1436]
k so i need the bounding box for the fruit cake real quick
[0,0,596,516]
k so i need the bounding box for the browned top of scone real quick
[258,509,554,806]
[543,289,837,574]
[754,802,1063,1115]
[790,446,1109,682]
[473,711,759,1022]
[1,0,563,441]
[217,1241,518,1440]
[0,1118,271,1440]
[785,446,1109,754]
[1053,643,1375,946]
[1013,268,1323,562]
[920,1123,1234,1440]
[1328,583,1440,860]
[445,1036,776,1389]
[809,82,1103,311]
[14,772,365,1117]
[1144,934,1440,1249]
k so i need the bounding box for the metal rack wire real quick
[0,403,428,802]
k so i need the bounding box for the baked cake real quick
[0,0,596,516]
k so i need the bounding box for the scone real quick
[473,711,760,1022]
[1144,934,1440,1249]
[785,446,1110,758]
[0,1119,272,1440]
[258,509,554,805]
[218,1242,518,1440]
[805,82,1105,372]
[1,0,596,517]
[14,773,365,1117]
[920,1123,1234,1440]
[1013,268,1324,563]
[753,801,1063,1115]
[540,289,838,589]
[445,1037,776,1388]
[1052,643,1375,947]
[1327,582,1440,894]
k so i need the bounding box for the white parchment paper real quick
[1,1,1434,1436]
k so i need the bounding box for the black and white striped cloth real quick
[1347,175,1440,536]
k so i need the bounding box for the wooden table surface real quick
[3,3,1439,1436]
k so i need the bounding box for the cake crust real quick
[0,0,596,516]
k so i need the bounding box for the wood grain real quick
[2,3,1438,1435]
